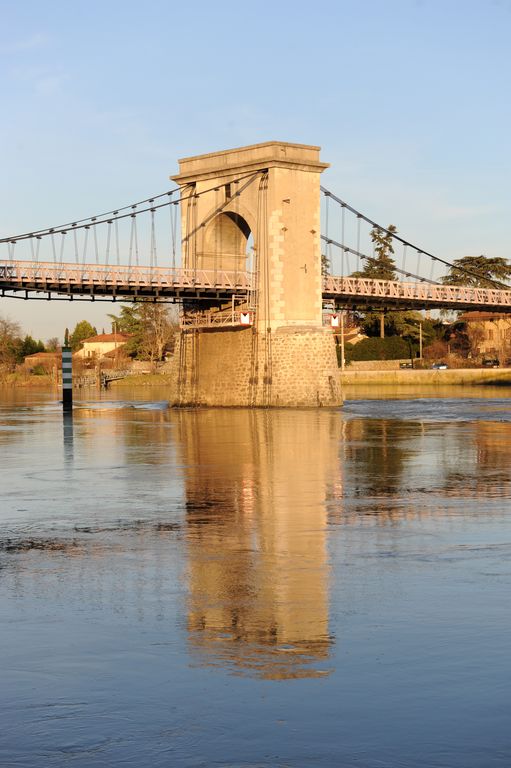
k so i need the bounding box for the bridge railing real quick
[3,258,511,311]
[180,309,253,329]
[0,260,254,291]
[323,276,511,308]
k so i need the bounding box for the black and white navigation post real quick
[62,346,73,412]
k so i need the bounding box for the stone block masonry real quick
[267,327,342,407]
[171,326,342,408]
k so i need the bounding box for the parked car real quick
[431,362,449,370]
[482,358,499,368]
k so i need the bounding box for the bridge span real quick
[322,276,511,313]
[2,262,511,315]
[2,140,509,407]
[0,261,251,301]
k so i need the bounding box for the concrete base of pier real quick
[171,326,342,408]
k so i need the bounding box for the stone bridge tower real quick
[170,141,342,407]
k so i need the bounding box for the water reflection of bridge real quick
[3,401,510,678]
[3,405,342,680]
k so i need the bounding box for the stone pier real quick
[170,141,342,408]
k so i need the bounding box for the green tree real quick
[109,304,143,358]
[20,335,45,358]
[353,224,398,280]
[69,320,97,352]
[352,224,398,338]
[441,255,511,288]
[361,310,436,346]
[347,336,411,361]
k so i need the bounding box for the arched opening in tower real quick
[203,212,252,274]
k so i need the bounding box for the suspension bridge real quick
[1,141,509,407]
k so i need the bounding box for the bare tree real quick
[139,303,177,363]
[46,337,61,352]
[0,315,22,371]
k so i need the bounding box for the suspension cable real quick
[2,171,262,244]
[321,186,510,289]
[2,188,179,242]
[321,234,440,285]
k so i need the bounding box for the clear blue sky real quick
[1,0,510,338]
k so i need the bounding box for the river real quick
[1,385,510,767]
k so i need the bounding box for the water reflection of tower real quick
[177,409,341,679]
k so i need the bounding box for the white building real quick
[74,332,131,359]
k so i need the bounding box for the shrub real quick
[348,336,412,362]
[31,363,49,376]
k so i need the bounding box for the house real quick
[74,332,131,360]
[23,351,61,372]
[458,312,511,361]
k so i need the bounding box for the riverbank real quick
[0,372,175,389]
[340,368,511,387]
[109,373,175,387]
[4,368,511,392]
[0,373,56,388]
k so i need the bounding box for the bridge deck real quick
[2,261,511,312]
[323,276,511,312]
[0,261,252,300]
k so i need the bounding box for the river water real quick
[1,385,510,767]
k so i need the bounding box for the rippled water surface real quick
[1,385,511,767]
